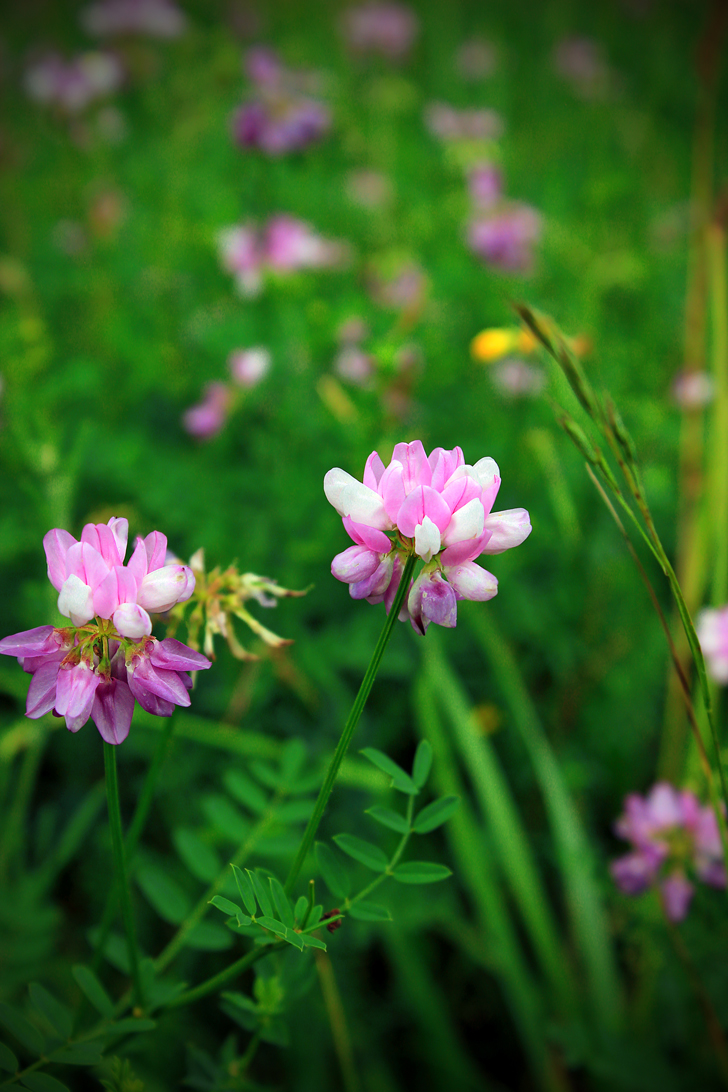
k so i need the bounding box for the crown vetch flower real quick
[610,782,726,922]
[0,518,210,745]
[324,441,531,633]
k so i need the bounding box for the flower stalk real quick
[104,742,145,1010]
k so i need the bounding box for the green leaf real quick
[299,934,327,951]
[185,922,236,950]
[222,991,257,1014]
[365,805,409,833]
[283,928,304,951]
[359,748,418,794]
[412,795,460,834]
[201,794,249,841]
[307,904,323,929]
[315,842,350,899]
[333,834,389,872]
[209,895,242,918]
[28,984,72,1040]
[231,863,258,917]
[136,863,191,925]
[0,1041,18,1071]
[72,965,114,1019]
[391,862,453,884]
[246,870,273,918]
[269,876,295,929]
[249,761,281,790]
[412,739,433,788]
[0,1003,44,1055]
[20,1073,69,1092]
[173,828,221,883]
[223,771,268,814]
[276,800,315,824]
[280,738,307,784]
[294,896,308,923]
[256,916,287,938]
[348,901,392,922]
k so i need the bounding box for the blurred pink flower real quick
[182,381,231,440]
[0,518,207,744]
[672,370,714,410]
[490,359,546,398]
[218,217,346,295]
[25,51,123,113]
[425,102,503,143]
[334,346,375,386]
[80,0,187,37]
[232,47,331,154]
[467,163,503,209]
[697,605,728,684]
[218,224,264,296]
[468,203,542,274]
[324,441,531,633]
[610,782,725,921]
[341,2,419,60]
[229,347,271,387]
[346,168,393,209]
[553,36,612,99]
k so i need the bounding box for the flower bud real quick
[137,564,195,612]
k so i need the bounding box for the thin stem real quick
[314,951,361,1092]
[165,941,284,1009]
[347,797,414,908]
[665,915,728,1087]
[284,552,418,896]
[103,743,145,1010]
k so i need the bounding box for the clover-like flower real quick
[610,783,726,922]
[0,518,210,744]
[324,440,531,633]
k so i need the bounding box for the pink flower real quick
[672,371,714,410]
[490,359,547,398]
[324,442,531,632]
[341,2,419,60]
[232,47,331,155]
[425,102,503,143]
[182,382,232,440]
[80,0,187,38]
[610,782,726,921]
[468,204,543,274]
[697,606,728,684]
[25,52,123,113]
[229,347,271,388]
[218,217,346,296]
[456,39,497,81]
[0,519,209,744]
[467,164,503,209]
[218,225,265,297]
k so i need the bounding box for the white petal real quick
[481,508,532,553]
[472,457,500,489]
[58,574,95,626]
[446,561,498,602]
[324,469,391,529]
[414,516,441,562]
[441,498,485,546]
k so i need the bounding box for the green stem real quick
[104,743,145,1010]
[284,552,418,895]
[346,797,414,908]
[165,941,284,1009]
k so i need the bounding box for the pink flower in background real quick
[0,518,208,744]
[341,2,419,60]
[610,783,725,921]
[490,359,546,398]
[218,217,346,295]
[425,102,503,143]
[229,347,271,388]
[324,441,531,633]
[334,346,375,386]
[553,36,612,100]
[182,381,231,440]
[25,52,123,113]
[697,606,728,683]
[468,203,542,274]
[232,47,331,155]
[80,0,187,38]
[672,371,714,410]
[467,163,503,209]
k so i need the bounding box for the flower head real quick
[610,782,725,921]
[468,204,542,274]
[697,606,728,684]
[80,0,187,38]
[25,52,123,113]
[341,3,419,60]
[232,47,331,155]
[0,518,210,744]
[324,441,531,633]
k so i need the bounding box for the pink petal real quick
[342,516,392,553]
[397,486,452,537]
[441,498,485,547]
[143,531,168,573]
[0,625,59,658]
[446,560,498,601]
[391,440,432,491]
[94,565,138,619]
[81,523,122,568]
[441,471,482,514]
[80,542,112,590]
[473,457,501,513]
[440,529,492,567]
[332,544,382,584]
[113,604,152,639]
[137,564,195,612]
[378,461,407,522]
[43,528,76,591]
[363,450,386,489]
[428,446,464,491]
[92,678,134,745]
[107,517,129,563]
[126,538,149,586]
[151,639,212,672]
[481,508,532,553]
[26,660,61,718]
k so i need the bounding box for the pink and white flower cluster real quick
[218,217,347,297]
[0,518,210,745]
[232,47,330,156]
[610,783,726,922]
[697,605,728,683]
[25,52,123,113]
[341,2,419,61]
[324,441,531,634]
[182,348,271,441]
[80,0,187,38]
